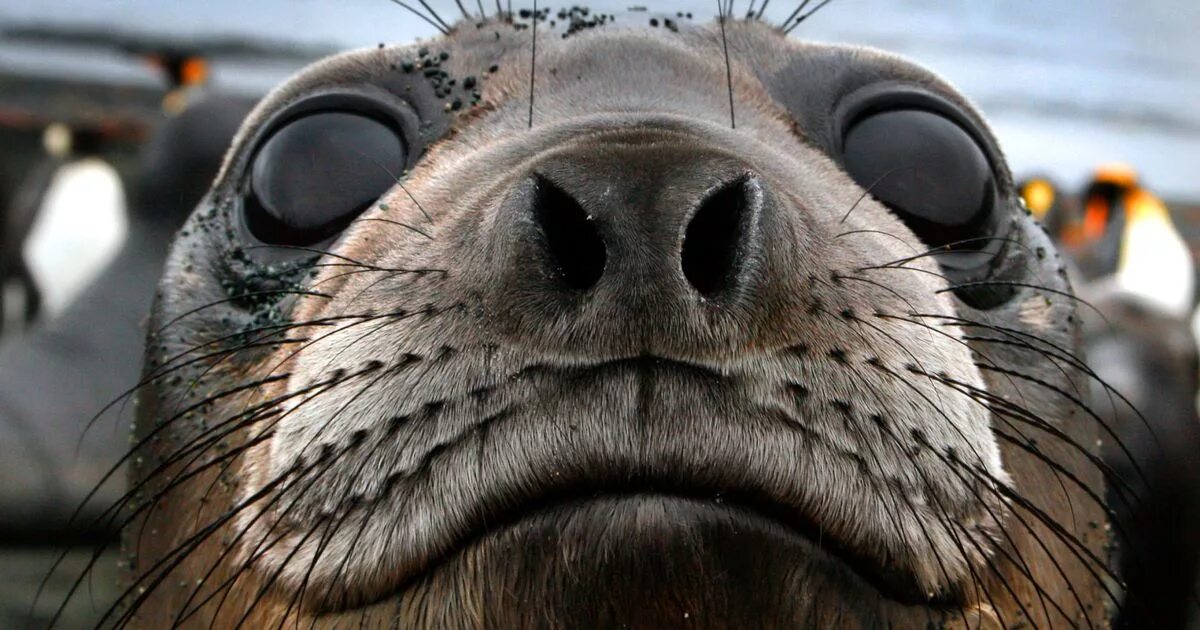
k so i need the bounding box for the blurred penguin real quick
[1025,167,1200,626]
[0,93,255,541]
[1066,164,1194,317]
[141,49,212,115]
[1019,175,1067,237]
[1079,286,1200,629]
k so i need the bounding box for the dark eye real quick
[841,109,996,251]
[245,111,407,246]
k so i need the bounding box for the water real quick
[1,0,1197,198]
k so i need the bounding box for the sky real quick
[1,0,1198,198]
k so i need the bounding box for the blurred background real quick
[0,0,1197,627]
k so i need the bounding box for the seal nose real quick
[521,170,761,299]
[529,175,607,291]
[482,142,776,353]
[679,177,757,297]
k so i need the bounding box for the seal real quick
[108,9,1114,628]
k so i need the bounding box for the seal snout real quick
[483,137,775,354]
[516,166,763,302]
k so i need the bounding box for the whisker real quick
[528,0,538,128]
[388,0,450,35]
[308,266,399,291]
[915,362,1141,512]
[170,492,296,626]
[350,145,436,225]
[123,372,379,626]
[415,0,453,31]
[932,442,1086,627]
[959,458,1121,617]
[453,0,473,21]
[123,456,336,628]
[978,363,1151,486]
[717,0,737,129]
[33,370,324,617]
[783,0,836,33]
[67,456,303,627]
[121,374,361,558]
[839,165,915,224]
[895,379,1116,624]
[241,244,382,269]
[941,279,1112,326]
[231,514,328,628]
[276,505,356,628]
[907,309,1170,473]
[833,228,919,251]
[860,235,1038,270]
[835,312,1113,614]
[833,273,920,313]
[154,290,331,334]
[70,363,367,584]
[820,316,1053,624]
[780,0,814,29]
[348,215,432,240]
[286,434,396,621]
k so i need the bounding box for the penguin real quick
[1059,164,1194,319]
[1019,175,1062,228]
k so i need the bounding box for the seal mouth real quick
[351,358,959,612]
[407,483,960,610]
[257,348,1000,616]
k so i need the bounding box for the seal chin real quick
[329,495,962,627]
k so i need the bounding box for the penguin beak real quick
[179,56,209,88]
[1080,196,1110,243]
[1021,178,1056,220]
[1123,187,1170,226]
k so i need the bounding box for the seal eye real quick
[245,111,406,246]
[842,109,996,251]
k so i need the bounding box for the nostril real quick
[531,174,606,291]
[682,176,754,297]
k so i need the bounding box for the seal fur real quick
[115,13,1113,629]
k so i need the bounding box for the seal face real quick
[121,12,1112,629]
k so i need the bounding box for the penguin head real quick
[1078,162,1141,244]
